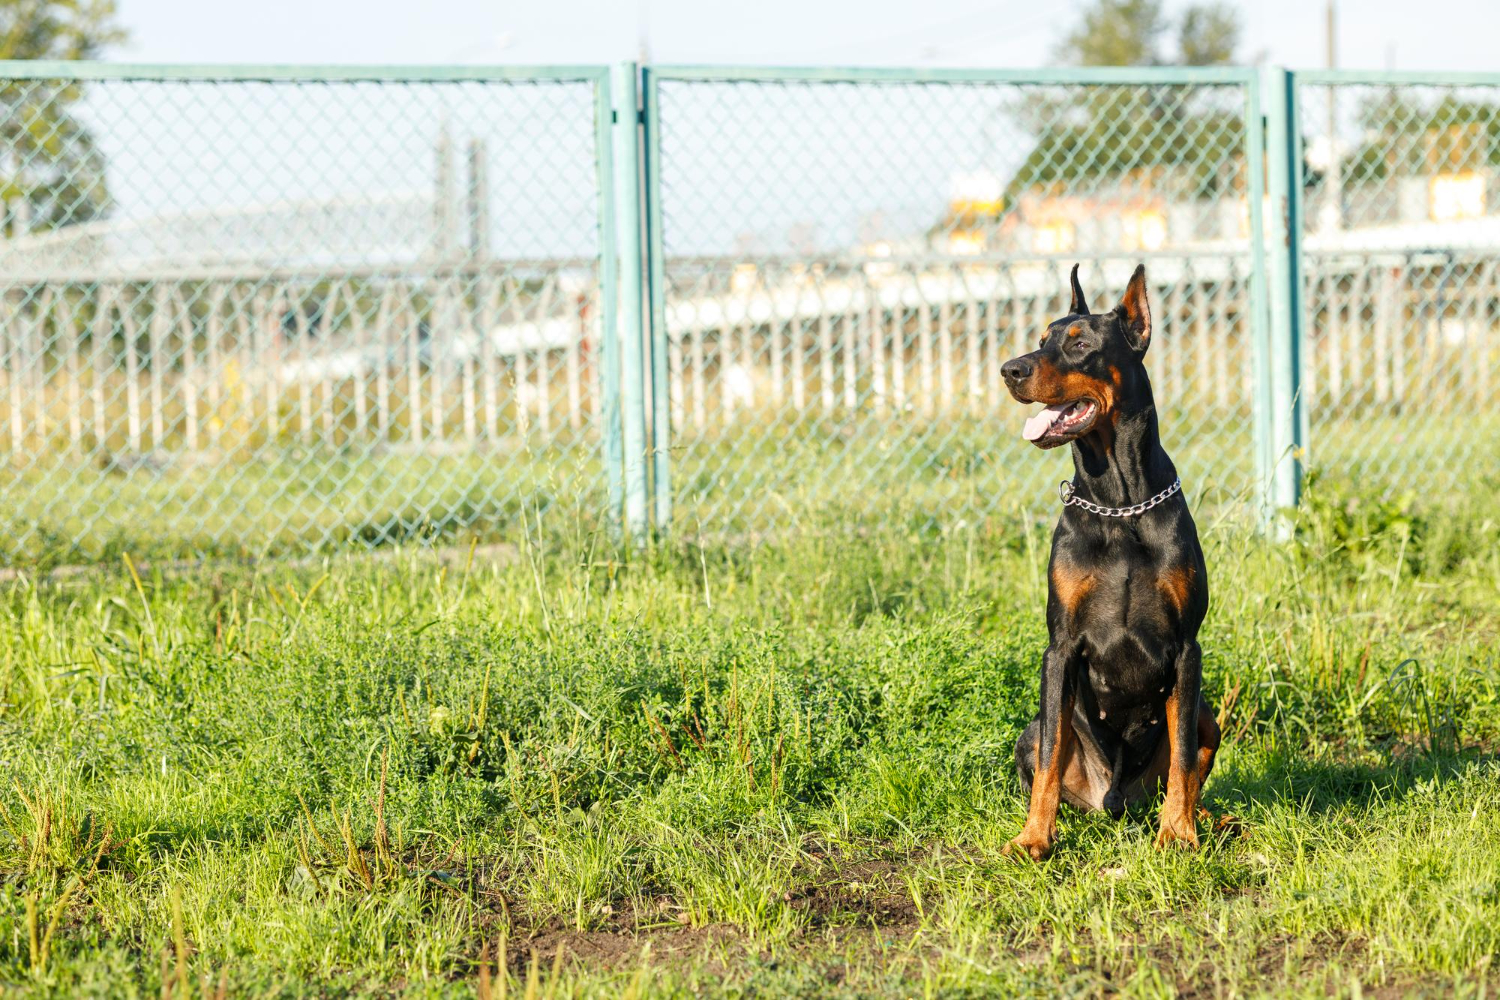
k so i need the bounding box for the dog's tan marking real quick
[1155,690,1201,849]
[1028,358,1117,421]
[1052,564,1095,615]
[1157,566,1195,612]
[1194,701,1219,785]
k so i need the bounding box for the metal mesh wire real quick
[1298,80,1500,498]
[7,66,1496,563]
[651,77,1261,531]
[0,73,607,565]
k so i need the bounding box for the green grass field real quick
[2,481,1499,997]
[7,407,1495,570]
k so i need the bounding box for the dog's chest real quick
[1083,650,1172,735]
[1083,623,1177,712]
[1052,541,1186,695]
[1053,536,1185,623]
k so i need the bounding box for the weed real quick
[0,485,1498,995]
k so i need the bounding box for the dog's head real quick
[1001,263,1153,450]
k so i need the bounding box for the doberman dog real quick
[999,263,1219,860]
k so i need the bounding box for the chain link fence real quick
[0,67,615,565]
[2,63,1496,565]
[1295,74,1500,498]
[647,68,1266,533]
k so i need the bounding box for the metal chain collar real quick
[1059,477,1182,517]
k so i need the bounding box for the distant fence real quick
[1,63,1497,564]
[1,268,600,456]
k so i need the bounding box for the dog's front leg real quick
[1006,643,1076,861]
[1155,640,1203,849]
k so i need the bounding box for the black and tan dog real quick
[999,263,1219,860]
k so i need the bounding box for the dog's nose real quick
[1002,357,1033,383]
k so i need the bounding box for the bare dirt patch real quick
[506,912,742,974]
[786,855,921,932]
[480,844,932,976]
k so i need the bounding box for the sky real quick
[54,0,1499,260]
[106,0,1498,72]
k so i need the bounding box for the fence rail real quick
[1,270,602,457]
[0,61,1496,564]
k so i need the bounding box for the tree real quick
[1059,0,1171,67]
[1330,93,1500,191]
[1178,3,1240,67]
[1,0,126,235]
[998,0,1246,203]
[1057,0,1240,67]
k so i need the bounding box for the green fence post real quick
[611,61,650,542]
[642,67,672,534]
[1264,68,1306,525]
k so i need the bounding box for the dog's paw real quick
[1003,831,1055,861]
[1153,813,1200,850]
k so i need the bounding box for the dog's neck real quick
[1069,372,1177,510]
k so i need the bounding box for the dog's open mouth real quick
[1021,399,1099,448]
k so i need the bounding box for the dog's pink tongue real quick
[1023,404,1068,441]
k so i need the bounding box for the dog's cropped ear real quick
[1068,263,1090,316]
[1116,264,1152,354]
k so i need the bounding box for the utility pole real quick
[637,0,651,64]
[1319,0,1342,234]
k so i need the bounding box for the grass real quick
[10,406,1498,570]
[1,479,1499,997]
[0,444,604,569]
